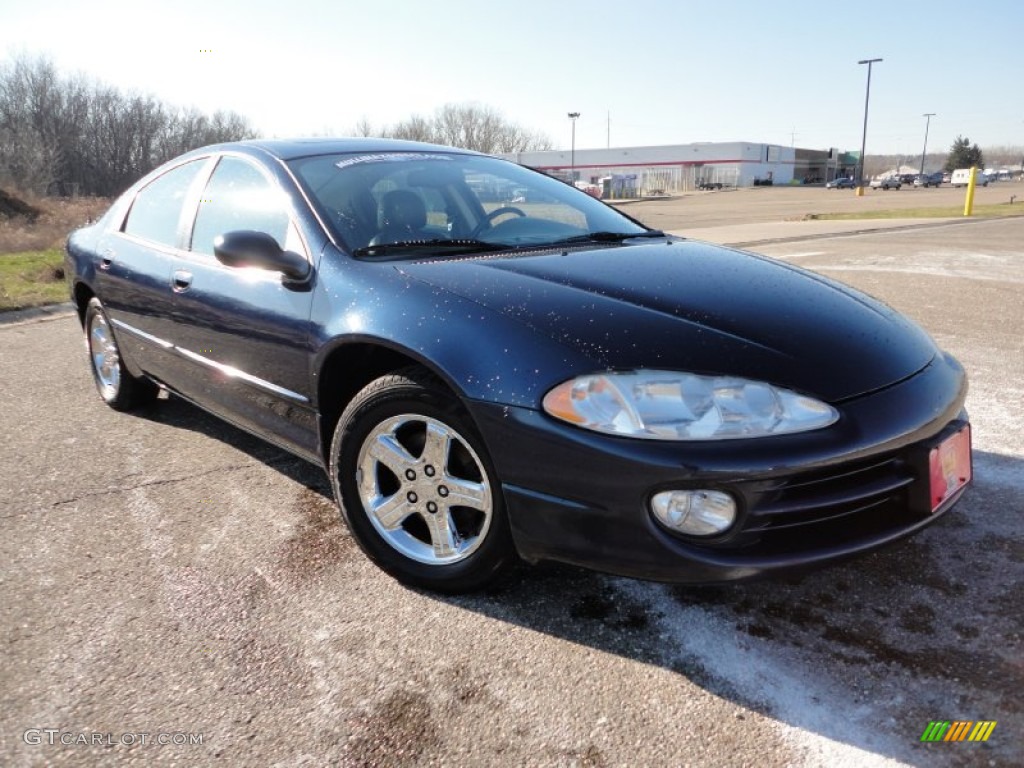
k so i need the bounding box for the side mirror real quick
[213,230,310,281]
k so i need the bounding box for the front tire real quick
[84,297,159,411]
[330,370,516,593]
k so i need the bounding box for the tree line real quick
[0,54,253,197]
[352,103,553,156]
[864,137,1023,178]
[0,52,553,199]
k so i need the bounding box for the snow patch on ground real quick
[806,263,1024,284]
[801,248,1024,283]
[615,578,915,766]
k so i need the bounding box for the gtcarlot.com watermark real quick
[23,729,204,747]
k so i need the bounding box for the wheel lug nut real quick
[438,486,449,497]
[427,501,438,513]
[424,465,436,477]
[407,492,418,503]
[405,469,416,480]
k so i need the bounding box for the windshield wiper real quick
[353,239,509,258]
[548,230,666,246]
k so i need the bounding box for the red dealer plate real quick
[928,425,972,512]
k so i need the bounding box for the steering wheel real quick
[471,206,526,236]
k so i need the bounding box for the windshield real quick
[287,151,650,257]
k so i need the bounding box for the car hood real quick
[397,240,937,402]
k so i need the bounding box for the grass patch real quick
[0,249,69,311]
[806,203,1024,221]
[0,194,110,254]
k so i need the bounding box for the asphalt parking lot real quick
[630,179,1024,230]
[2,192,1021,767]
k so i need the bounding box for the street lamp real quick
[856,58,882,189]
[568,112,580,184]
[920,113,935,176]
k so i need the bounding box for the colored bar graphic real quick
[968,722,997,742]
[944,721,972,741]
[921,720,996,742]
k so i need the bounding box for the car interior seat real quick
[321,180,378,251]
[371,189,429,245]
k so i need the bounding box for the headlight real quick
[542,370,838,440]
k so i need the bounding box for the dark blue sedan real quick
[66,139,971,592]
[826,177,856,189]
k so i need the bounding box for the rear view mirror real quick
[407,166,463,187]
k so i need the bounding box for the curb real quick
[694,214,1024,250]
[0,302,77,327]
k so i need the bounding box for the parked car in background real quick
[64,137,972,593]
[573,180,603,198]
[898,174,917,186]
[870,177,902,190]
[951,168,989,188]
[826,177,856,189]
[914,172,943,188]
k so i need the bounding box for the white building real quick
[503,141,819,194]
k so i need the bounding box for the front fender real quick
[309,248,596,409]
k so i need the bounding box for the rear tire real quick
[329,369,516,593]
[84,297,159,411]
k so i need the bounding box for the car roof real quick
[202,137,484,161]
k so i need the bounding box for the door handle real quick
[172,269,193,292]
[100,249,114,270]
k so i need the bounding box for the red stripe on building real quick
[531,158,751,171]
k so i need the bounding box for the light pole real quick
[568,112,580,184]
[920,113,935,176]
[856,58,882,189]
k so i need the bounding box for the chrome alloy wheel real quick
[356,414,493,565]
[88,310,121,397]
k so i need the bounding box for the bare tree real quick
[0,54,64,194]
[351,116,375,137]
[365,102,551,154]
[386,114,436,143]
[981,145,1024,168]
[0,52,255,197]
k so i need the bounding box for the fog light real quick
[651,490,736,536]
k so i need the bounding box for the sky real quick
[1,0,1022,158]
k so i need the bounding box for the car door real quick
[168,154,319,460]
[95,157,212,383]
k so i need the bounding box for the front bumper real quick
[469,353,969,583]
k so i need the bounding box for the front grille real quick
[747,455,915,531]
[731,452,925,553]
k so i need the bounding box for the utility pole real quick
[856,58,883,192]
[568,112,580,184]
[920,113,935,176]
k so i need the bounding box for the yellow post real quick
[855,185,865,197]
[963,166,978,216]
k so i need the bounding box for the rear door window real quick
[123,160,207,247]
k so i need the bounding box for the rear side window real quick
[190,156,290,256]
[123,160,206,247]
